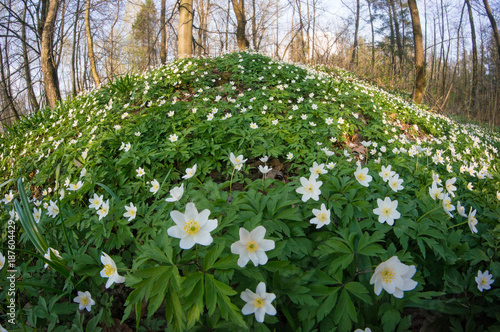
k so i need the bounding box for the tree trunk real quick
[231,0,249,51]
[178,0,193,58]
[465,0,478,111]
[252,0,257,50]
[390,0,403,71]
[350,0,360,66]
[109,0,120,78]
[71,0,80,96]
[160,0,166,63]
[367,0,375,70]
[40,0,61,109]
[22,4,40,111]
[85,0,100,87]
[482,0,500,64]
[0,44,20,120]
[408,0,425,104]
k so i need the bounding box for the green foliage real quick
[1,51,499,331]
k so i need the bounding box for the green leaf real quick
[333,289,357,331]
[381,305,400,332]
[344,282,372,305]
[317,288,339,320]
[203,241,225,270]
[96,182,121,203]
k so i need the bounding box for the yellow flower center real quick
[72,184,78,189]
[80,296,89,306]
[188,170,193,176]
[184,219,200,236]
[381,207,392,217]
[481,277,487,285]
[235,158,241,164]
[129,209,135,216]
[317,213,327,222]
[94,199,100,205]
[444,201,452,210]
[470,216,477,226]
[304,184,314,193]
[357,173,366,181]
[253,298,265,308]
[99,207,107,214]
[381,267,396,284]
[246,240,259,253]
[104,264,115,276]
[315,169,321,175]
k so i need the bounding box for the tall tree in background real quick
[178,0,193,58]
[232,0,249,50]
[40,0,61,108]
[21,3,39,110]
[465,0,478,111]
[86,0,100,87]
[351,0,360,66]
[482,0,500,64]
[160,0,166,63]
[408,0,425,103]
[132,0,158,69]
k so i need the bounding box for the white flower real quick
[475,270,494,292]
[0,252,5,270]
[231,226,275,267]
[354,165,372,187]
[150,179,160,194]
[286,152,293,160]
[429,182,444,200]
[44,247,62,269]
[135,132,141,136]
[73,291,95,312]
[230,153,247,168]
[310,203,331,229]
[379,165,396,182]
[81,149,88,160]
[169,134,178,142]
[97,200,110,220]
[59,188,65,200]
[326,162,336,170]
[33,207,41,223]
[468,207,478,233]
[100,252,126,288]
[296,175,322,202]
[89,193,103,210]
[432,171,442,186]
[2,190,14,204]
[497,191,500,201]
[165,183,184,202]
[456,201,467,217]
[136,167,146,177]
[310,162,327,178]
[258,165,272,174]
[259,156,269,163]
[442,194,455,218]
[123,143,131,152]
[46,200,59,218]
[182,164,197,179]
[80,168,87,178]
[370,256,418,298]
[167,202,217,249]
[68,181,84,191]
[241,282,277,323]
[123,202,137,221]
[467,182,473,190]
[445,178,457,197]
[388,174,404,192]
[250,122,258,129]
[354,329,372,332]
[373,197,401,226]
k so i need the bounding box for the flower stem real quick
[229,168,236,197]
[447,221,468,230]
[416,205,442,223]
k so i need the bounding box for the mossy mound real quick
[1,52,500,331]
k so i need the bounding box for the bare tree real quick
[482,0,500,63]
[178,0,193,58]
[408,0,425,103]
[232,0,249,50]
[40,0,61,108]
[86,0,100,87]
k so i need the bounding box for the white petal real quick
[239,228,251,243]
[259,239,275,251]
[167,225,184,239]
[197,209,211,226]
[255,308,266,322]
[179,236,196,249]
[251,226,267,241]
[256,282,266,296]
[195,231,213,246]
[203,219,218,232]
[170,211,185,225]
[242,303,257,315]
[256,251,268,265]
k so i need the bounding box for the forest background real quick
[0,0,499,129]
